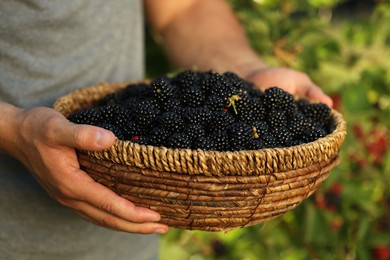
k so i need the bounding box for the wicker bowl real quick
[53,81,347,232]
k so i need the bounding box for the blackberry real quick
[261,134,278,148]
[110,105,133,127]
[172,70,200,90]
[182,107,211,126]
[302,103,331,125]
[122,121,148,139]
[204,72,237,98]
[182,85,205,107]
[68,108,99,125]
[267,110,287,129]
[98,104,121,124]
[243,82,264,98]
[288,112,313,138]
[208,111,235,132]
[247,139,264,150]
[227,122,253,149]
[205,95,225,112]
[134,99,160,128]
[234,94,251,114]
[99,92,124,106]
[160,92,182,112]
[96,122,125,140]
[251,97,266,121]
[264,87,296,113]
[273,127,293,146]
[148,127,169,146]
[123,82,153,100]
[302,127,328,143]
[211,130,230,151]
[184,124,206,141]
[166,132,191,149]
[158,111,185,134]
[286,139,304,147]
[296,98,310,110]
[252,121,270,138]
[152,77,175,103]
[193,136,215,150]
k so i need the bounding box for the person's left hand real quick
[248,67,333,107]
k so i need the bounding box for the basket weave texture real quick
[53,81,347,231]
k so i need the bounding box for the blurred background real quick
[145,0,390,259]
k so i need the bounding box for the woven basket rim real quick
[53,81,347,177]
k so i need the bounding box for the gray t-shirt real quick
[0,1,158,259]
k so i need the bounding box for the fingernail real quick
[149,213,161,222]
[96,130,113,147]
[154,228,167,234]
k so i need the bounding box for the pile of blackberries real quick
[69,70,333,151]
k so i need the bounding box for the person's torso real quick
[0,0,144,108]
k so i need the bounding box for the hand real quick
[10,107,169,234]
[248,67,333,107]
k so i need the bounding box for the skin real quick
[0,0,332,235]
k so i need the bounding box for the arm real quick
[144,0,333,107]
[0,102,168,234]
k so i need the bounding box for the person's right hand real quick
[4,105,169,234]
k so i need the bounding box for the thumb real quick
[58,121,116,151]
[305,84,334,108]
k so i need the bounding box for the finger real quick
[305,84,334,108]
[52,118,116,150]
[73,201,169,234]
[72,178,162,223]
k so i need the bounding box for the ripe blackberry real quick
[182,85,205,107]
[68,108,99,125]
[302,103,331,125]
[288,112,313,138]
[208,111,235,132]
[247,139,264,150]
[211,130,230,151]
[227,122,252,149]
[123,82,153,99]
[148,127,169,146]
[252,121,270,138]
[172,70,202,90]
[184,124,206,141]
[134,99,160,128]
[97,104,120,124]
[286,139,304,147]
[158,111,185,134]
[152,77,175,103]
[204,72,237,98]
[182,107,211,126]
[166,132,191,149]
[273,127,293,146]
[302,127,328,143]
[267,110,287,129]
[110,105,133,127]
[98,92,124,106]
[193,136,215,150]
[296,98,310,110]
[96,122,125,140]
[122,121,148,139]
[205,95,225,112]
[243,82,264,98]
[264,87,296,113]
[160,92,182,112]
[261,134,278,148]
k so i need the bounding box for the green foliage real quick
[147,1,390,259]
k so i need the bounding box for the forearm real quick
[0,102,23,156]
[145,0,267,78]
